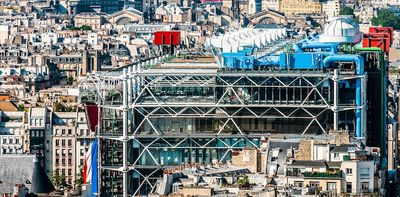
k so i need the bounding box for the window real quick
[16,139,19,144]
[346,182,352,193]
[62,140,65,147]
[55,159,59,165]
[333,153,339,158]
[56,140,59,147]
[62,129,65,135]
[272,121,278,130]
[309,181,320,187]
[327,182,336,191]
[294,181,303,187]
[360,168,370,176]
[80,129,84,136]
[68,129,72,135]
[80,159,84,165]
[68,149,72,155]
[62,169,65,175]
[68,159,72,165]
[271,149,279,161]
[68,169,72,176]
[346,168,353,175]
[80,149,84,156]
[56,129,60,135]
[62,159,65,165]
[361,182,369,192]
[62,149,65,156]
[2,149,6,154]
[56,149,60,156]
[264,120,267,129]
[68,140,72,147]
[2,139,6,144]
[9,139,13,144]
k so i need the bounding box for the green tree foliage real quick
[70,27,81,30]
[371,9,400,30]
[69,25,92,31]
[80,25,92,31]
[51,169,67,192]
[354,16,360,23]
[17,104,24,111]
[339,7,354,16]
[339,7,360,23]
[67,76,74,85]
[75,167,84,191]
[236,175,250,188]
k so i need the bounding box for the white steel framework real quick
[80,66,366,197]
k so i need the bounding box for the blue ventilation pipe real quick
[323,55,365,139]
[256,55,280,66]
[292,34,317,52]
[301,42,339,54]
[293,43,303,53]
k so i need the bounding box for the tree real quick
[353,16,360,23]
[80,25,92,31]
[339,7,354,16]
[17,104,24,111]
[75,167,84,191]
[339,7,360,23]
[51,170,67,192]
[67,76,74,85]
[236,175,250,188]
[371,9,400,30]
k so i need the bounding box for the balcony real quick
[287,170,343,178]
[303,171,343,178]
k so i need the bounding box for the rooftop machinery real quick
[80,16,391,197]
[207,16,376,144]
[207,15,390,190]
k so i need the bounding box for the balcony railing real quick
[303,171,343,178]
[287,170,343,178]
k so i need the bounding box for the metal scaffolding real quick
[79,64,367,196]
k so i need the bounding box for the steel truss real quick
[81,67,367,196]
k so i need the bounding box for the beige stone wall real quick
[329,130,350,145]
[304,179,342,194]
[232,148,259,173]
[52,125,76,185]
[181,188,213,196]
[294,140,312,160]
[280,0,322,16]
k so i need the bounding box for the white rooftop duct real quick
[206,27,287,52]
[319,16,362,43]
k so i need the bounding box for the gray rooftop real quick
[0,155,53,194]
[330,144,358,153]
[266,140,300,175]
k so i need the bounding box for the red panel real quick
[154,32,164,45]
[154,31,180,45]
[369,27,394,45]
[362,33,391,53]
[85,103,99,132]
